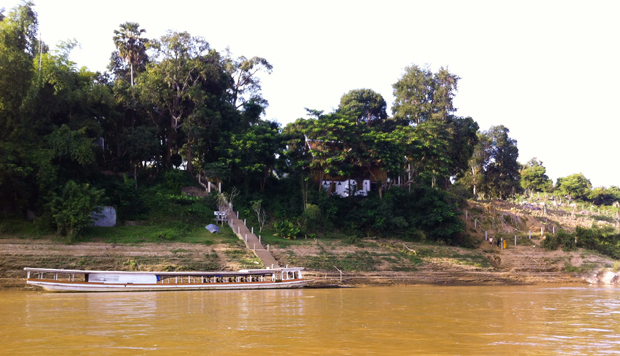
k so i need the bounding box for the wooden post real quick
[237,211,239,218]
[529,230,531,239]
[541,227,544,236]
[251,227,254,234]
[515,235,517,246]
[259,235,261,243]
[267,244,270,251]
[218,182,221,193]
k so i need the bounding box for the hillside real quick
[1,199,618,290]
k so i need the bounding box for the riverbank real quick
[0,237,610,291]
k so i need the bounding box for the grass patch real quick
[79,223,239,245]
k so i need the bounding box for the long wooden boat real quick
[24,267,307,292]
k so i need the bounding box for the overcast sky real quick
[6,0,620,187]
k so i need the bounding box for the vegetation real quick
[543,226,620,260]
[0,2,618,260]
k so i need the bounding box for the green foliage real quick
[47,180,106,239]
[542,230,576,251]
[338,89,387,127]
[588,186,620,206]
[460,125,521,199]
[163,170,195,193]
[556,173,592,200]
[273,220,300,240]
[300,203,322,233]
[392,64,459,124]
[520,158,552,193]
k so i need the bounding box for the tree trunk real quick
[186,141,193,175]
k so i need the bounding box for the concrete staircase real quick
[223,208,280,269]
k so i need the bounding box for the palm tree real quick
[112,22,148,86]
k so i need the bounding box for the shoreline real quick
[0,237,607,291]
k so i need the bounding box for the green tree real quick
[220,120,285,191]
[139,31,229,172]
[338,89,387,127]
[556,173,592,200]
[458,133,491,198]
[224,53,272,111]
[392,64,459,125]
[520,158,552,193]
[112,22,148,86]
[588,186,620,205]
[483,125,521,199]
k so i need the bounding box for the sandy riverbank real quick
[0,237,606,291]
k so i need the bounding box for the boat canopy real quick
[24,267,303,276]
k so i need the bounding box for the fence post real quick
[259,235,261,243]
[251,227,254,234]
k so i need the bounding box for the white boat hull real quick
[28,279,307,292]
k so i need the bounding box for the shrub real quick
[47,180,106,239]
[543,230,575,251]
[301,204,322,233]
[273,220,300,240]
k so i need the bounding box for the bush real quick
[47,180,106,239]
[543,230,575,251]
[300,204,323,233]
[273,220,300,239]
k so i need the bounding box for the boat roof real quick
[24,267,303,276]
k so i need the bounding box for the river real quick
[1,285,619,355]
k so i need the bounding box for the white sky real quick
[5,0,620,187]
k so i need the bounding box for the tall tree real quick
[112,22,148,86]
[483,125,521,199]
[520,158,552,193]
[458,133,491,198]
[220,120,285,191]
[139,31,219,172]
[0,2,39,214]
[392,64,459,125]
[224,53,272,111]
[338,89,387,127]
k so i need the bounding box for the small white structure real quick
[322,179,370,198]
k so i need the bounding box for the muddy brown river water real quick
[1,285,620,355]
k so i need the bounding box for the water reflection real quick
[1,286,620,355]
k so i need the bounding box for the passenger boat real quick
[24,267,306,292]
